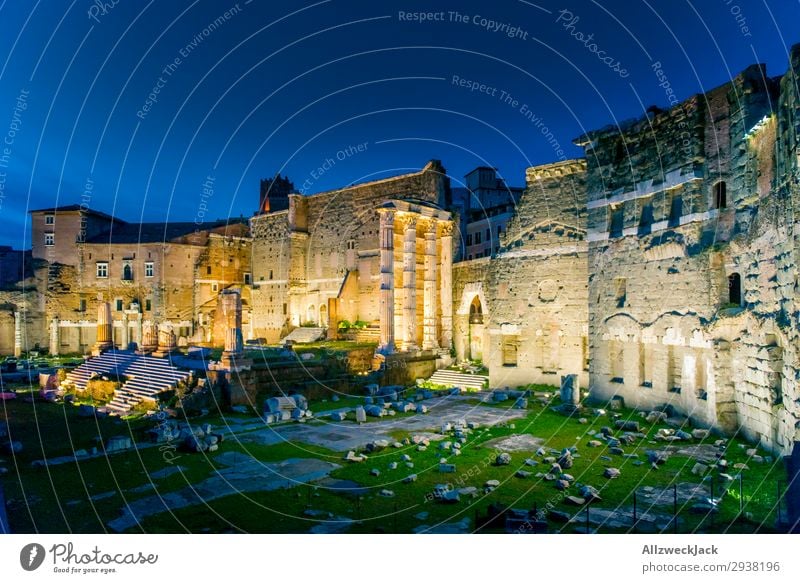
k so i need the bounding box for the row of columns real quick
[378,208,453,354]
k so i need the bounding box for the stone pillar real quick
[93,302,113,355]
[327,297,339,340]
[49,317,59,356]
[402,215,418,350]
[378,209,395,353]
[120,312,129,350]
[422,219,438,350]
[219,289,251,371]
[135,312,143,347]
[221,290,243,356]
[141,321,158,353]
[13,311,22,357]
[439,221,454,351]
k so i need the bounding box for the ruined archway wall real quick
[452,259,490,363]
[452,160,589,389]
[298,162,448,327]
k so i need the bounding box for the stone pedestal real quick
[140,321,158,353]
[152,323,177,357]
[92,302,113,355]
[560,374,581,409]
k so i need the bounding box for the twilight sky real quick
[0,0,798,248]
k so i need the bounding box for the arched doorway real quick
[319,304,328,327]
[468,296,484,361]
[306,304,316,325]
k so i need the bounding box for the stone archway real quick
[319,303,328,327]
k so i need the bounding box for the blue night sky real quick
[0,0,798,248]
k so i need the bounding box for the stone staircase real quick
[64,351,190,415]
[426,369,489,391]
[353,326,381,343]
[283,327,327,344]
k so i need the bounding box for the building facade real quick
[577,49,800,453]
[249,160,453,347]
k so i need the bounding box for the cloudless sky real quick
[0,0,798,247]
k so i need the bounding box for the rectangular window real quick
[244,272,251,285]
[475,232,482,244]
[44,233,54,246]
[115,299,123,311]
[668,195,683,228]
[609,204,624,238]
[211,283,218,292]
[144,261,154,277]
[145,299,151,311]
[638,199,654,236]
[466,234,473,246]
[96,262,108,278]
[45,215,55,225]
[79,299,86,312]
[206,265,212,275]
[502,338,518,367]
[485,228,491,241]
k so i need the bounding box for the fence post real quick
[673,484,678,534]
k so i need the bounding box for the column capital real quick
[420,217,438,235]
[396,213,418,231]
[377,208,395,223]
[438,220,454,237]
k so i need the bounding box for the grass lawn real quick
[1,391,788,534]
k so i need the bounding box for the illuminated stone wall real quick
[453,159,589,389]
[578,47,800,453]
[250,161,451,345]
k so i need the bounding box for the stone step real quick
[428,369,488,390]
[282,327,327,344]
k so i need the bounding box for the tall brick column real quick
[402,215,418,350]
[422,218,438,350]
[439,221,454,351]
[378,209,395,353]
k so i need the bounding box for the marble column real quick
[221,290,243,358]
[93,302,113,354]
[402,215,418,350]
[422,219,438,350]
[49,317,59,356]
[439,221,454,351]
[378,209,395,353]
[13,311,22,357]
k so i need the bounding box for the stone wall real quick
[250,161,450,341]
[577,46,800,454]
[452,159,589,389]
